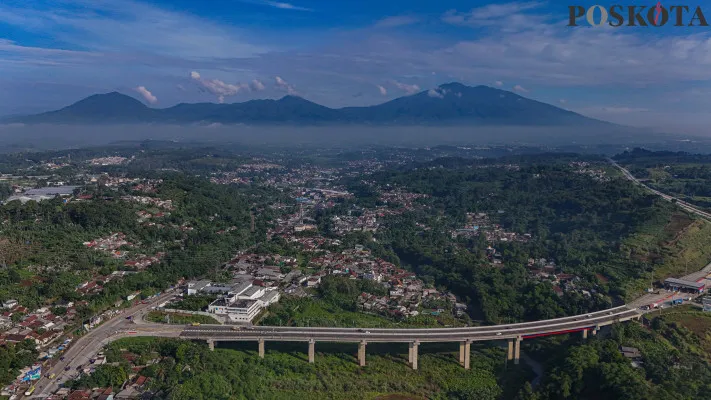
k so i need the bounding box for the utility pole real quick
[647,244,653,292]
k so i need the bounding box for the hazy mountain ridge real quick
[7,83,613,126]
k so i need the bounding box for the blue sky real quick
[1,0,711,131]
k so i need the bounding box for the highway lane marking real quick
[184,306,630,334]
[179,312,638,339]
[180,309,637,337]
[185,308,633,333]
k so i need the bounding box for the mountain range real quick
[5,83,612,126]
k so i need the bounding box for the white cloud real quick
[374,15,419,28]
[469,2,543,19]
[0,0,268,61]
[134,86,158,104]
[377,85,387,96]
[513,84,528,93]
[428,87,450,99]
[442,2,546,30]
[251,0,312,11]
[494,80,503,87]
[250,79,265,91]
[391,80,420,95]
[427,89,444,98]
[275,76,298,95]
[190,71,252,103]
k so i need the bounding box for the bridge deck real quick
[180,307,640,343]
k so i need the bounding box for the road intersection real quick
[32,292,181,398]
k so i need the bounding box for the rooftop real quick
[230,299,259,308]
[25,186,79,196]
[240,286,263,298]
[664,277,705,289]
[229,281,252,296]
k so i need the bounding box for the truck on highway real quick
[671,298,683,305]
[24,385,35,396]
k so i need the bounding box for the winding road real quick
[31,292,182,398]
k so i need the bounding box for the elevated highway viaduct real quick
[180,305,641,370]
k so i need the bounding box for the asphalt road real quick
[31,291,182,399]
[610,159,711,221]
[179,307,640,343]
[184,305,630,334]
[629,263,711,309]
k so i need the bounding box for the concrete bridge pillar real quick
[464,341,471,370]
[258,338,265,358]
[358,341,367,367]
[308,340,315,364]
[207,339,214,351]
[507,339,514,361]
[459,342,466,365]
[410,341,419,370]
[582,329,588,339]
[514,337,521,365]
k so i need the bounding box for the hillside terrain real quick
[615,148,711,210]
[0,145,710,399]
[7,83,611,126]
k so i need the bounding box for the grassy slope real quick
[622,209,711,300]
[654,306,711,358]
[262,297,465,328]
[145,310,220,325]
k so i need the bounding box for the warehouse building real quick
[664,278,706,294]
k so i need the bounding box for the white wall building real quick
[206,284,281,323]
[238,286,266,300]
[208,297,262,323]
[259,290,280,307]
